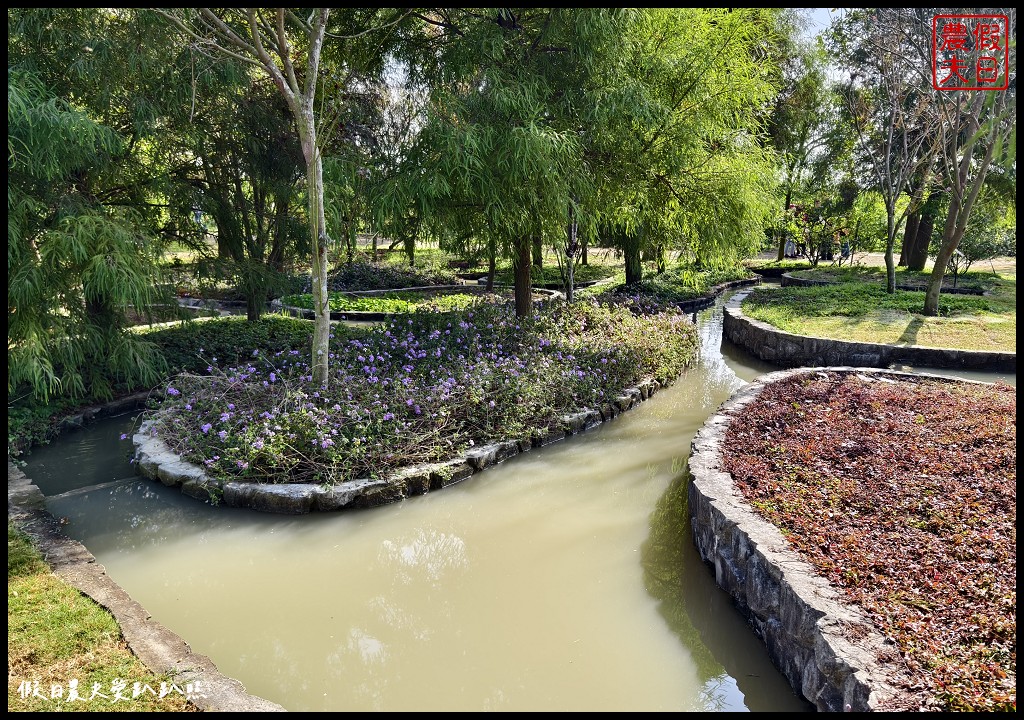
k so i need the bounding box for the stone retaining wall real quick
[723,291,1015,372]
[132,379,665,515]
[686,367,945,711]
[674,277,760,313]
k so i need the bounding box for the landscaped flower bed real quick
[718,370,1016,712]
[132,298,699,486]
[279,289,483,314]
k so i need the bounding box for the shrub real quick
[135,298,699,486]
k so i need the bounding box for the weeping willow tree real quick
[591,8,782,285]
[393,8,617,317]
[8,71,168,402]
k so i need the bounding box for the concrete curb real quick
[8,460,287,712]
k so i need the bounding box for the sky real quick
[801,7,852,42]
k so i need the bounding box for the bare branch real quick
[410,10,465,37]
[151,9,261,68]
[323,8,414,40]
[268,8,301,97]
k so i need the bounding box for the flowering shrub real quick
[136,298,698,486]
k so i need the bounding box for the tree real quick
[399,8,613,317]
[181,78,309,321]
[8,71,168,402]
[154,8,411,387]
[8,7,209,402]
[830,8,944,294]
[592,8,780,284]
[764,19,835,261]
[923,11,1016,315]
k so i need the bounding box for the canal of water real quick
[20,289,1014,712]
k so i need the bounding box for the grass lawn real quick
[7,521,199,713]
[742,266,1016,353]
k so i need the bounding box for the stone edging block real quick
[686,366,993,712]
[131,376,670,515]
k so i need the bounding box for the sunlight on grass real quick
[743,283,1017,352]
[8,522,198,712]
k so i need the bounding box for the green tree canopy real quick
[8,70,167,402]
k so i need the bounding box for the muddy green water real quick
[21,292,1013,711]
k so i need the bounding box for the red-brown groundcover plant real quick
[719,370,1015,712]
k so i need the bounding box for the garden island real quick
[8,7,1015,713]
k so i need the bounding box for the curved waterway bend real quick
[23,290,1012,712]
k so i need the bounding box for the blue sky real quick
[803,7,848,39]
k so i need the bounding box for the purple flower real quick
[167,387,180,396]
[201,423,213,434]
[120,433,128,440]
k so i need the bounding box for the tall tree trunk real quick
[581,235,588,265]
[777,186,793,261]
[882,212,900,293]
[297,110,331,389]
[246,294,261,322]
[898,211,919,267]
[404,233,415,267]
[485,236,496,291]
[925,111,1000,316]
[906,212,934,272]
[513,238,532,317]
[565,203,578,303]
[532,235,543,268]
[624,232,642,286]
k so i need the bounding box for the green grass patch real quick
[583,263,755,302]
[787,265,1005,293]
[280,290,483,314]
[325,253,460,290]
[8,522,198,712]
[490,262,620,286]
[742,281,1016,352]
